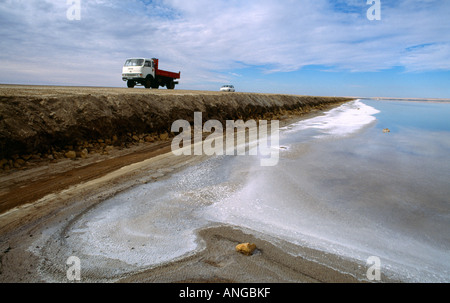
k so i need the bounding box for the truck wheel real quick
[144,78,152,89]
[167,81,175,89]
[127,80,136,88]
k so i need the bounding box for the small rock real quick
[22,154,32,161]
[132,135,140,141]
[144,135,154,143]
[159,133,169,140]
[80,148,89,158]
[236,243,257,256]
[0,158,7,167]
[16,158,26,166]
[53,152,63,160]
[65,151,77,159]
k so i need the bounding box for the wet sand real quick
[119,225,362,283]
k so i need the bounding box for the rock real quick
[81,148,89,158]
[22,154,32,161]
[16,158,26,166]
[112,135,118,142]
[132,135,140,142]
[53,152,63,160]
[236,243,257,256]
[144,135,154,143]
[65,151,77,159]
[78,148,89,159]
[0,158,7,167]
[159,133,169,140]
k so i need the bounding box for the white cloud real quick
[0,0,449,88]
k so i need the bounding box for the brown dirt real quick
[0,85,352,159]
[0,141,172,214]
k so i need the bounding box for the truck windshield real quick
[124,59,144,67]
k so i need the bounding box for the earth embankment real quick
[0,85,352,161]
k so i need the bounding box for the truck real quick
[122,58,180,89]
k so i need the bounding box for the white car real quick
[220,85,235,92]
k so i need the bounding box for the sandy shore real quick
[0,89,384,283]
[119,224,362,283]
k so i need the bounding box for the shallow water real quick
[62,99,450,282]
[207,99,450,282]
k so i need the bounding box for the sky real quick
[0,0,449,98]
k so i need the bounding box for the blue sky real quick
[0,0,449,98]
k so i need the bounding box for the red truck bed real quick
[153,58,180,79]
[156,69,180,79]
